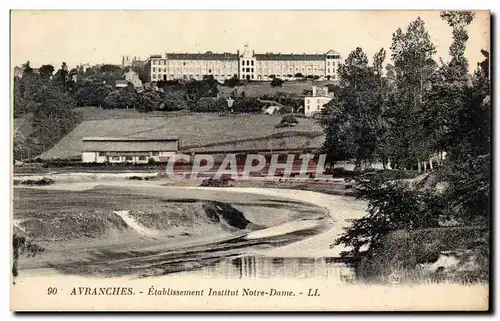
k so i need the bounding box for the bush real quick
[270,78,284,88]
[279,105,293,114]
[192,97,228,112]
[200,177,233,187]
[357,226,489,283]
[161,92,189,111]
[223,75,241,88]
[278,114,299,127]
[231,98,264,113]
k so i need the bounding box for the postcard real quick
[10,10,490,311]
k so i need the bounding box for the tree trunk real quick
[417,159,422,173]
[429,157,434,170]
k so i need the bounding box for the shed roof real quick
[82,137,179,152]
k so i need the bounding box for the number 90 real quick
[47,287,58,295]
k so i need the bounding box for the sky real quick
[11,11,490,71]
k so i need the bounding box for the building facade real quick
[304,86,334,117]
[81,137,179,163]
[144,45,341,83]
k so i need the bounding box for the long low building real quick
[81,137,179,163]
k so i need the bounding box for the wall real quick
[304,96,333,117]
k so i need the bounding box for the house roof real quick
[165,52,239,61]
[82,137,179,152]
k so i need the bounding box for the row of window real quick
[152,59,339,67]
[241,60,255,66]
[152,67,236,72]
[151,74,233,80]
[98,151,159,157]
[151,73,337,80]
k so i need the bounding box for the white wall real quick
[81,151,176,163]
[304,96,332,117]
[82,152,96,163]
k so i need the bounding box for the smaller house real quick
[304,86,334,117]
[264,106,281,115]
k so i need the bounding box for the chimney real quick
[312,86,317,96]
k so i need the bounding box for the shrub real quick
[278,114,299,127]
[270,78,284,88]
[192,97,227,112]
[223,75,241,88]
[231,98,264,113]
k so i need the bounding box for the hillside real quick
[40,111,324,160]
[217,80,334,97]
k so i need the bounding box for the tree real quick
[270,78,284,88]
[388,17,437,171]
[75,85,112,107]
[276,114,299,128]
[22,61,33,74]
[440,11,475,81]
[103,87,139,109]
[161,92,189,111]
[139,90,163,112]
[320,47,382,171]
[100,64,122,74]
[191,97,227,112]
[294,72,303,78]
[53,62,69,92]
[232,98,264,113]
[39,65,55,79]
[223,74,241,88]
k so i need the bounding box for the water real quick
[171,256,356,283]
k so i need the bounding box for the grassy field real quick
[40,112,324,159]
[217,80,332,97]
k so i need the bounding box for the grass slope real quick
[40,112,324,159]
[217,80,333,97]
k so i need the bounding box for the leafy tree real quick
[161,92,189,111]
[277,114,299,128]
[139,90,163,111]
[192,97,227,113]
[388,17,437,171]
[232,98,264,113]
[103,87,139,109]
[53,62,69,92]
[223,74,241,88]
[75,85,112,107]
[294,72,303,78]
[22,61,33,74]
[320,47,381,171]
[270,78,284,88]
[39,65,55,79]
[100,64,122,74]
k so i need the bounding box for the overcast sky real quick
[11,10,490,71]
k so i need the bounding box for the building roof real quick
[82,137,179,152]
[165,52,238,61]
[255,53,326,61]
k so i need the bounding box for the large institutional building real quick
[145,45,341,83]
